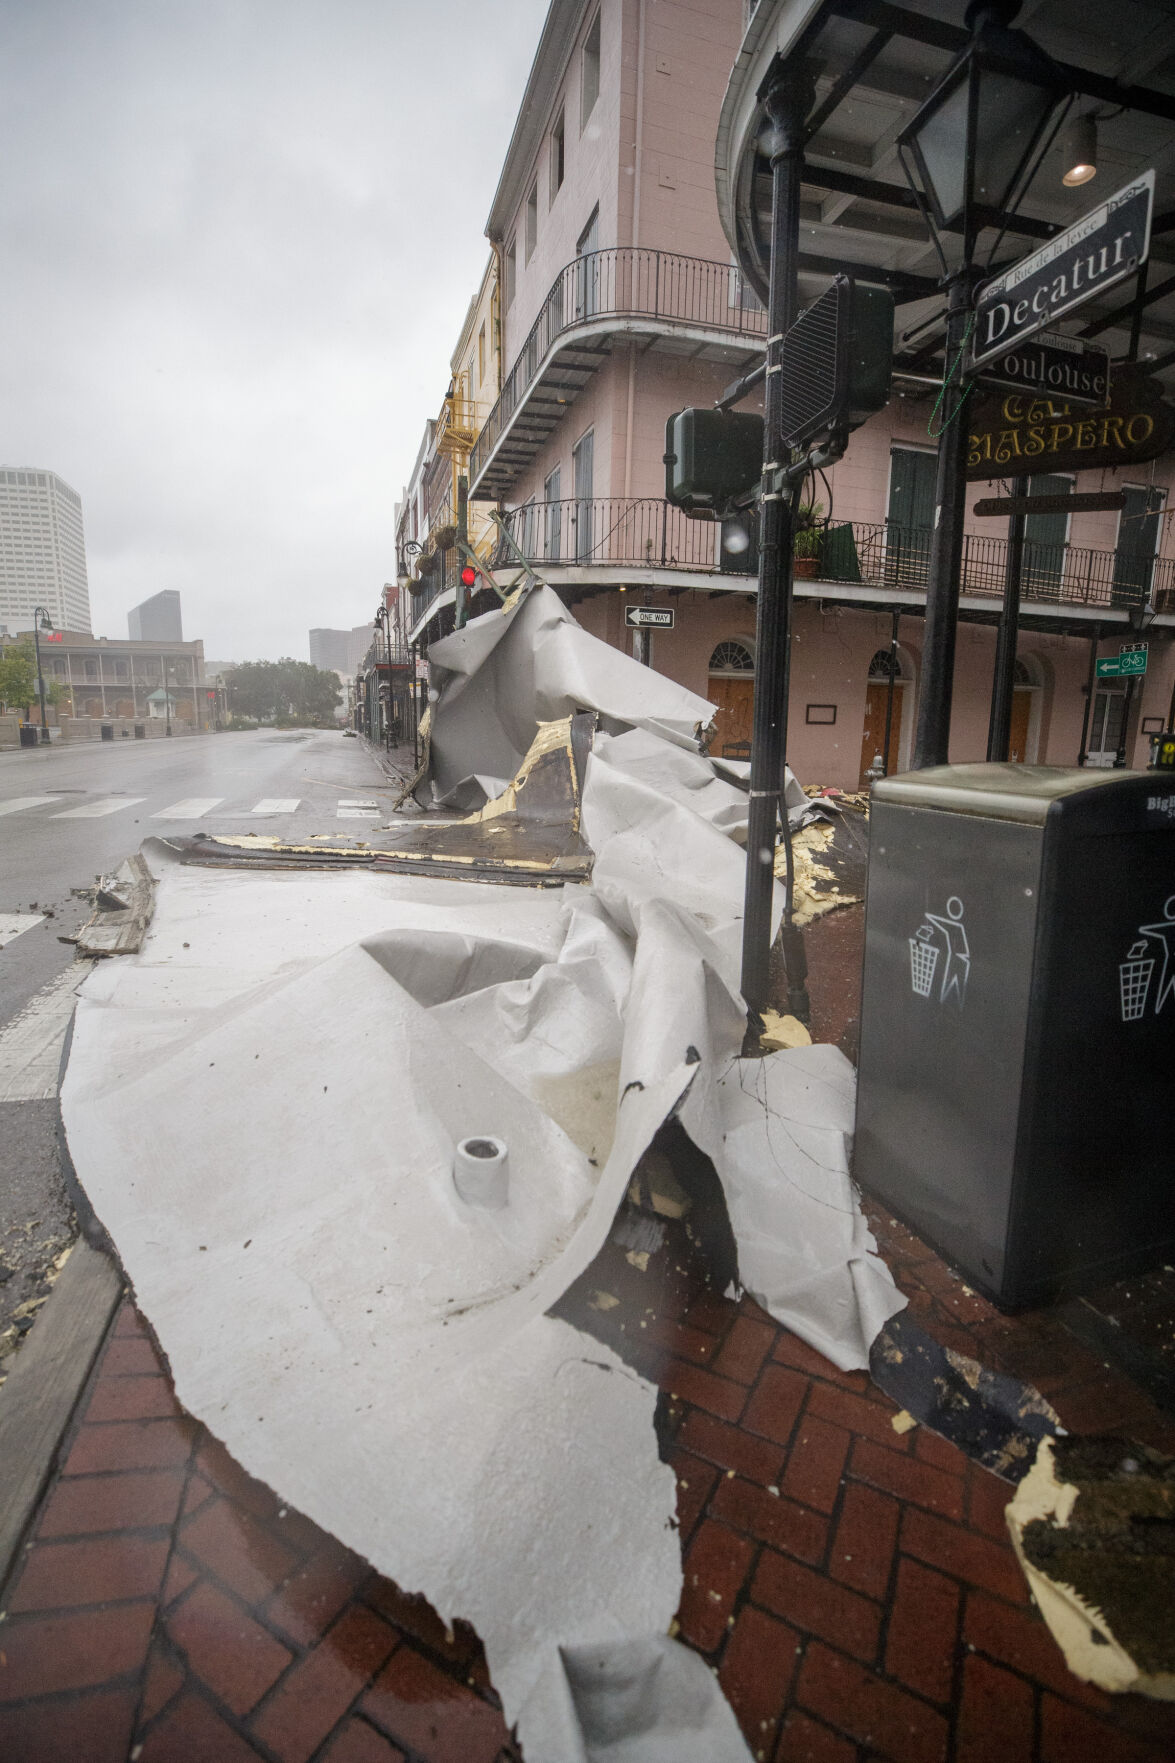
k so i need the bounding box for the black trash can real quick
[100,723,114,741]
[18,723,38,748]
[855,764,1175,1309]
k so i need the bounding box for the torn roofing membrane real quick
[61,584,902,1761]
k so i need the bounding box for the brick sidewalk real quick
[2,1228,1174,1762]
[3,899,1173,1760]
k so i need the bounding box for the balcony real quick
[469,248,767,501]
[490,499,1174,622]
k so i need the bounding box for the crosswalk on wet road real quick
[0,794,385,822]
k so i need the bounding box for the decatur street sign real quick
[971,171,1155,371]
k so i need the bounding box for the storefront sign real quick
[966,366,1175,481]
[976,332,1109,405]
[971,171,1154,369]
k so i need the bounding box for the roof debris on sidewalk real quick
[60,583,903,1763]
[1007,1433,1175,1699]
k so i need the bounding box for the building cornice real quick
[486,0,587,243]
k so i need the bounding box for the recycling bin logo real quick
[910,897,970,1008]
[1119,895,1175,1023]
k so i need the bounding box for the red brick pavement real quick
[2,1225,1174,1762]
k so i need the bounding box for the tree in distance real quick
[0,638,37,714]
[226,659,342,726]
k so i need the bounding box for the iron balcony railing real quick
[469,248,767,486]
[491,499,1172,614]
[496,497,721,571]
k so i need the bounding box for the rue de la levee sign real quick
[972,170,1155,372]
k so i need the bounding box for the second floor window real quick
[525,182,538,263]
[478,323,486,383]
[581,13,600,128]
[550,109,565,201]
[505,239,516,308]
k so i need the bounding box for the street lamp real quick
[32,607,53,743]
[897,0,1068,769]
[900,1,1064,236]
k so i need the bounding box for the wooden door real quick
[859,681,902,783]
[1008,688,1033,763]
[709,676,754,755]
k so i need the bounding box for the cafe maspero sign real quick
[971,171,1155,371]
[966,365,1175,482]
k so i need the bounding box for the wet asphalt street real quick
[0,728,398,1363]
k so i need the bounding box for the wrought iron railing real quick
[820,522,1172,611]
[469,248,768,486]
[488,500,1172,614]
[495,497,721,570]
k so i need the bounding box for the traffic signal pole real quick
[739,55,814,1023]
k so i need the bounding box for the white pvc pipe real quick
[453,1135,510,1209]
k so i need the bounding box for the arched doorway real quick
[1008,658,1040,763]
[859,647,910,782]
[708,639,755,756]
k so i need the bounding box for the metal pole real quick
[162,656,172,735]
[33,613,49,743]
[913,268,975,768]
[1115,675,1136,768]
[987,473,1028,761]
[739,54,813,1022]
[1077,628,1099,765]
[455,476,470,629]
[881,610,899,775]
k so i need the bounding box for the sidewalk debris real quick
[60,582,903,1762]
[1007,1434,1175,1698]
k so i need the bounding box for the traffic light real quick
[460,564,478,588]
[664,409,763,514]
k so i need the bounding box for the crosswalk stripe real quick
[251,798,300,815]
[0,796,58,816]
[150,798,224,820]
[51,797,146,819]
[337,799,381,819]
[0,913,45,950]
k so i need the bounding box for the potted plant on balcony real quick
[793,500,824,578]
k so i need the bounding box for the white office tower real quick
[0,468,92,634]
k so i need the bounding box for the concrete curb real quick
[0,1238,123,1592]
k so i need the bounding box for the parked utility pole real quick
[987,474,1028,761]
[739,53,815,1022]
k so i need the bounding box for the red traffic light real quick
[460,564,478,588]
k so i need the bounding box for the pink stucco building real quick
[403,0,1175,788]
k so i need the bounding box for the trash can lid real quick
[872,763,1160,825]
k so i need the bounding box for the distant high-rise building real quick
[310,625,374,675]
[0,467,91,634]
[128,589,183,643]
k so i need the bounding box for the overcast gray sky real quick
[0,0,548,661]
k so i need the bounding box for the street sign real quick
[972,170,1155,370]
[976,332,1110,406]
[624,605,674,629]
[972,491,1126,519]
[1097,646,1148,679]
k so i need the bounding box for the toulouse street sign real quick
[971,170,1155,371]
[976,331,1109,406]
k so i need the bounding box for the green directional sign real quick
[1097,646,1149,679]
